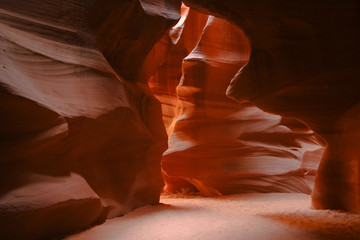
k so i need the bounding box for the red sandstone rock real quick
[184,0,360,211]
[1,1,359,239]
[150,11,323,195]
[148,7,209,135]
[0,173,107,240]
[0,0,180,238]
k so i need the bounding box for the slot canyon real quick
[0,0,359,239]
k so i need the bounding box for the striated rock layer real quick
[149,8,323,196]
[1,0,359,238]
[0,0,180,239]
[184,0,360,212]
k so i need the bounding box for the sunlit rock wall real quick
[1,1,359,239]
[149,8,323,196]
[0,0,180,239]
[184,0,360,212]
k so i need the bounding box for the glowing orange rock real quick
[148,7,209,135]
[184,0,360,211]
[150,11,323,195]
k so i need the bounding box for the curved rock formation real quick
[147,5,209,135]
[0,173,107,240]
[150,9,323,195]
[183,0,360,211]
[0,0,180,239]
[1,0,359,238]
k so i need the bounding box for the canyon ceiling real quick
[0,0,359,239]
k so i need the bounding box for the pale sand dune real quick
[65,193,360,240]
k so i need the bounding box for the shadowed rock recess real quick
[0,0,359,239]
[182,0,360,212]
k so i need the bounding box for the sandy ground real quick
[65,193,360,240]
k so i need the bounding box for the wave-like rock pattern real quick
[0,0,180,239]
[1,0,359,238]
[149,9,323,195]
[184,0,360,212]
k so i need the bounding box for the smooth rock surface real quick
[1,0,359,239]
[150,10,323,195]
[0,173,107,240]
[0,0,180,238]
[183,0,360,212]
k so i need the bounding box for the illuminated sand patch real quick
[65,193,360,240]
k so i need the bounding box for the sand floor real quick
[65,193,360,240]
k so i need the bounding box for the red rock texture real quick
[1,0,359,238]
[0,0,180,239]
[0,173,107,240]
[184,0,360,212]
[149,9,323,195]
